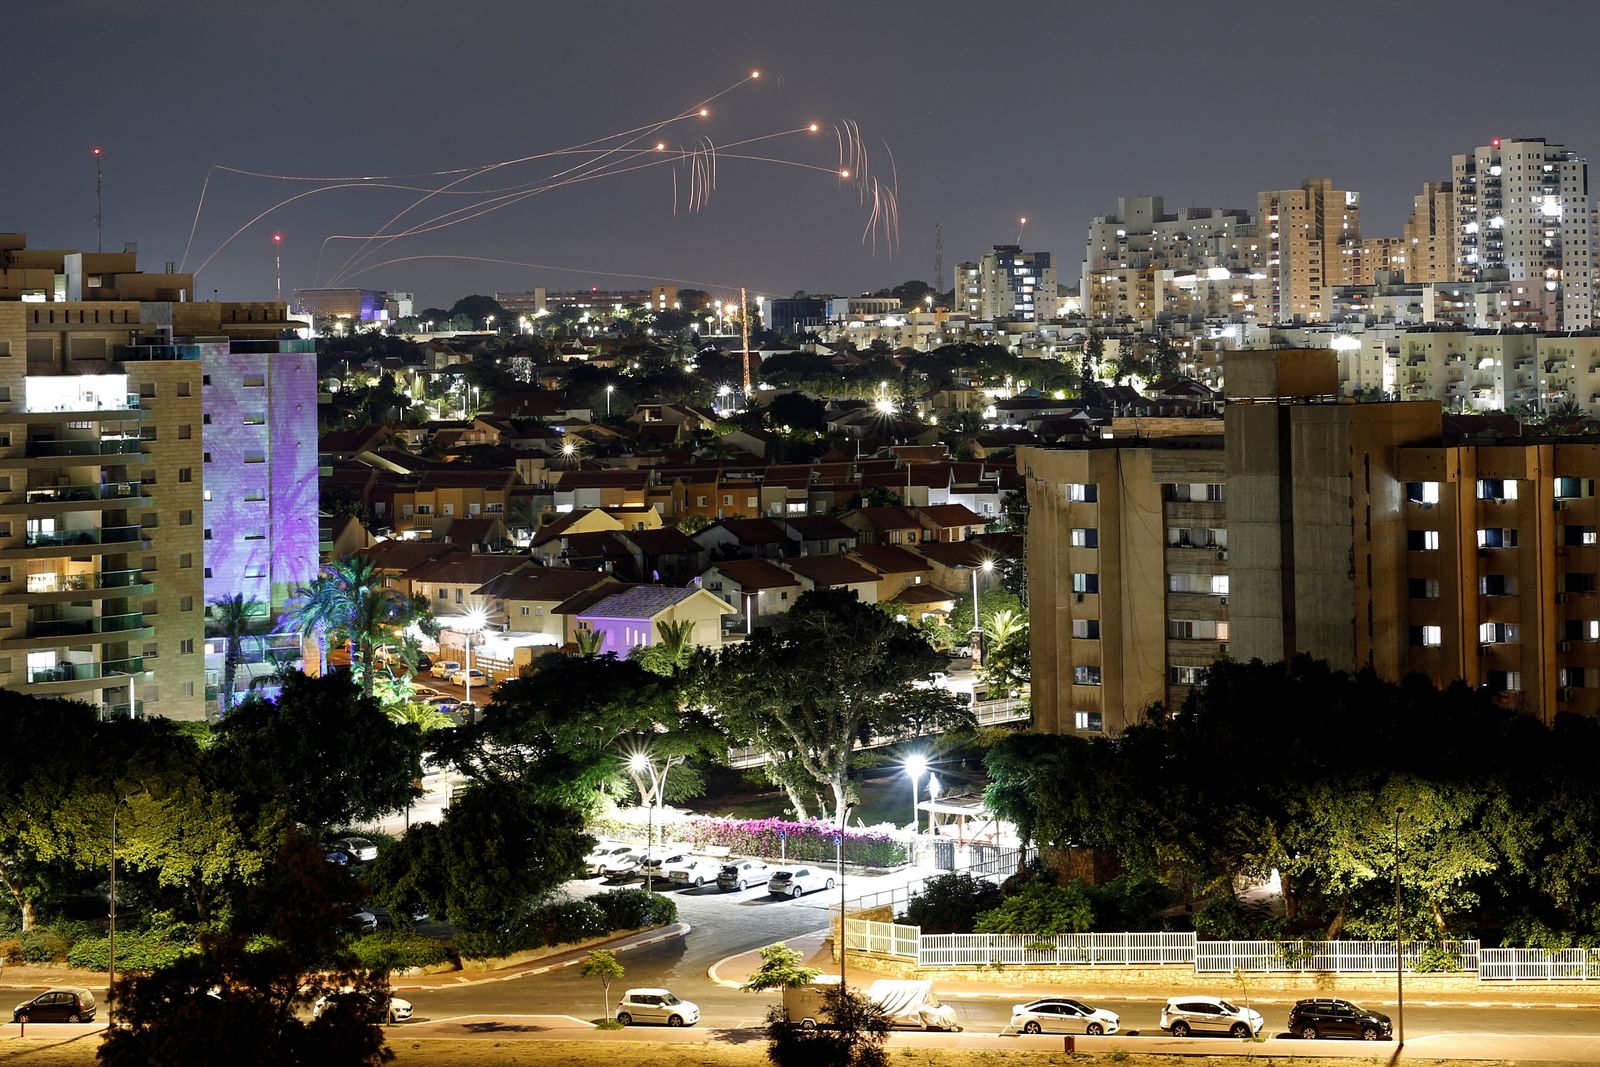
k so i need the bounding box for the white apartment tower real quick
[1451,137,1593,330]
[955,246,1058,322]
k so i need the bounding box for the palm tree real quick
[209,594,263,718]
[983,607,1027,649]
[281,555,409,701]
[574,628,605,657]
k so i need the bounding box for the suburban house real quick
[781,555,881,604]
[700,558,804,631]
[848,543,935,603]
[472,567,622,647]
[780,515,857,557]
[570,584,735,654]
[692,517,793,560]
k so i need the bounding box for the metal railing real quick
[1480,948,1600,981]
[115,344,201,361]
[24,481,144,504]
[844,919,921,960]
[231,339,317,353]
[26,611,145,638]
[23,525,142,548]
[1195,939,1479,975]
[25,568,144,594]
[24,438,143,458]
[26,657,145,684]
[921,932,1196,968]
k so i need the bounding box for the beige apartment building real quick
[1026,346,1600,735]
[1403,181,1458,284]
[0,234,315,720]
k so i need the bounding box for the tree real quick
[281,556,418,702]
[448,294,507,330]
[902,874,1002,935]
[574,629,605,657]
[210,594,263,718]
[741,942,821,992]
[209,671,421,831]
[698,590,973,823]
[765,983,890,1067]
[582,949,625,1022]
[629,618,697,677]
[973,881,1093,936]
[981,608,1029,693]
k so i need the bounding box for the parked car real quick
[11,988,97,1023]
[717,858,771,891]
[639,851,691,877]
[449,667,489,689]
[1010,997,1120,1035]
[598,852,645,878]
[342,907,378,934]
[430,659,461,680]
[767,866,835,898]
[665,855,723,887]
[410,684,444,699]
[1159,996,1264,1038]
[312,989,413,1025]
[616,987,699,1027]
[1286,998,1392,1041]
[584,843,642,876]
[330,837,378,863]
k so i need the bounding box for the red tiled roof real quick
[402,553,531,586]
[849,543,932,575]
[782,554,880,587]
[709,558,802,591]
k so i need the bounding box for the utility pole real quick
[740,286,751,406]
[92,147,103,253]
[1394,808,1405,1048]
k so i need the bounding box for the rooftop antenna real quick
[92,147,103,253]
[933,222,944,301]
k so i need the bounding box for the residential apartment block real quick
[0,233,316,720]
[1022,347,1600,736]
[955,246,1059,322]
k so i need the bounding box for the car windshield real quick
[660,993,680,1005]
[1064,1000,1091,1013]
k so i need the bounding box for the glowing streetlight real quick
[904,753,928,865]
[971,559,995,666]
[605,383,615,417]
[460,608,488,721]
[630,752,665,893]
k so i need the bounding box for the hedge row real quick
[591,814,908,869]
[66,931,195,972]
[348,930,455,971]
[456,889,677,960]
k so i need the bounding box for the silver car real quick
[1010,997,1120,1035]
[1159,996,1264,1038]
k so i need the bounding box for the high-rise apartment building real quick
[1024,346,1600,735]
[1451,137,1593,329]
[1403,181,1458,284]
[0,234,316,720]
[1257,179,1363,323]
[955,246,1058,322]
[1082,197,1260,323]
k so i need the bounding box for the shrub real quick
[349,930,454,971]
[591,889,677,931]
[0,938,20,963]
[19,928,72,963]
[904,874,1002,934]
[973,882,1093,936]
[454,928,512,961]
[524,899,609,948]
[66,931,193,972]
[1084,875,1176,931]
[1411,942,1463,973]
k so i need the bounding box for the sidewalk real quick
[0,923,690,995]
[709,934,1600,1008]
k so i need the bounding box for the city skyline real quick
[12,0,1600,306]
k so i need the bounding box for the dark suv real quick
[1287,998,1392,1041]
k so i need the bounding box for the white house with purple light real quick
[571,583,734,654]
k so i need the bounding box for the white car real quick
[616,987,699,1027]
[1160,996,1264,1038]
[312,988,413,1025]
[1010,997,1120,1035]
[717,858,770,891]
[429,659,461,680]
[584,843,642,876]
[639,851,691,877]
[598,851,646,878]
[665,855,723,887]
[449,667,488,689]
[767,866,835,898]
[329,836,378,863]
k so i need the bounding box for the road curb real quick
[394,922,691,991]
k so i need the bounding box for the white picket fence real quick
[920,932,1195,968]
[1195,939,1479,974]
[841,922,1578,981]
[1480,947,1600,981]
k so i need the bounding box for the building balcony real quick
[1164,500,1226,524]
[114,344,202,362]
[0,525,147,560]
[13,482,151,514]
[24,656,147,693]
[0,568,153,604]
[229,339,317,354]
[0,618,153,650]
[21,437,145,460]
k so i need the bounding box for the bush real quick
[524,899,609,948]
[1084,875,1176,931]
[591,889,677,931]
[0,938,20,963]
[349,930,454,971]
[1411,942,1463,973]
[973,882,1093,936]
[19,928,73,963]
[904,874,1002,934]
[66,931,193,972]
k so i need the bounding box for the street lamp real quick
[970,559,995,666]
[904,753,927,866]
[606,384,614,417]
[1394,808,1406,1048]
[630,752,666,893]
[927,773,942,839]
[460,608,488,723]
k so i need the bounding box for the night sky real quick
[11,0,1600,308]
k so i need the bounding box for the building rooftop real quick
[710,558,802,591]
[783,554,880,588]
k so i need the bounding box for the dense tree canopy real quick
[986,657,1600,947]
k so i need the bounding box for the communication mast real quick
[740,286,751,406]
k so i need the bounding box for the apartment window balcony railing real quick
[24,568,146,594]
[27,657,145,684]
[23,524,141,548]
[230,339,317,353]
[24,481,144,504]
[114,344,202,362]
[96,700,144,719]
[23,438,143,458]
[26,611,144,638]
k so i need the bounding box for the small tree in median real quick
[741,942,819,992]
[581,949,625,1023]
